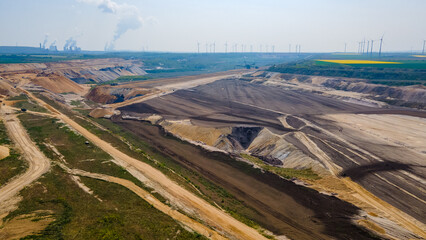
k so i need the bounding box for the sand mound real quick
[89,108,115,118]
[0,145,10,160]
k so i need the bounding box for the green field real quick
[270,54,426,86]
[315,59,426,69]
[11,113,206,239]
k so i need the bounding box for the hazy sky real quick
[1,0,425,52]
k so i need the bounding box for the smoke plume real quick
[49,40,57,48]
[78,0,144,51]
[64,37,77,50]
[42,34,49,49]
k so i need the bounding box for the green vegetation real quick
[13,113,206,239]
[0,120,27,186]
[241,154,320,180]
[7,94,28,101]
[8,94,48,112]
[7,165,204,240]
[13,99,48,112]
[115,75,152,82]
[269,57,426,86]
[70,100,82,107]
[0,149,26,187]
[0,121,11,145]
[0,53,104,64]
[18,114,139,185]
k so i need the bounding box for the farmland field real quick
[315,59,426,69]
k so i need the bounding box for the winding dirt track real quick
[59,164,226,240]
[23,90,269,240]
[0,106,50,210]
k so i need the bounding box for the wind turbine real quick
[197,42,200,54]
[422,40,425,55]
[370,40,374,55]
[379,35,384,57]
[225,42,228,53]
[366,40,370,55]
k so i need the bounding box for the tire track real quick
[0,105,50,215]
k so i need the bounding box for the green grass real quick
[0,120,26,186]
[13,113,206,239]
[7,94,49,112]
[0,121,11,145]
[13,100,48,113]
[70,100,82,107]
[7,165,205,240]
[7,94,28,101]
[270,59,426,85]
[241,154,320,180]
[115,75,152,81]
[0,149,26,187]
[18,114,142,186]
[315,60,426,69]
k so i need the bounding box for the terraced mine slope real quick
[118,76,426,239]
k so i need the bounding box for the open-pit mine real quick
[0,57,425,240]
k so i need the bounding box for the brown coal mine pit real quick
[110,115,383,240]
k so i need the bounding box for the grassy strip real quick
[115,75,152,81]
[0,120,27,186]
[18,114,145,189]
[241,154,320,180]
[269,60,426,83]
[0,120,11,145]
[0,149,26,187]
[7,165,205,240]
[7,94,48,112]
[7,94,28,101]
[13,99,48,112]
[14,112,206,239]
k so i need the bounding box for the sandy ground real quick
[23,89,270,240]
[0,105,50,218]
[0,145,10,160]
[294,115,426,238]
[0,211,54,240]
[108,72,244,109]
[324,114,426,155]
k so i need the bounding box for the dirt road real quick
[59,164,226,240]
[0,105,50,214]
[23,90,270,240]
[108,73,244,109]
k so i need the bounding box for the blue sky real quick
[0,0,425,52]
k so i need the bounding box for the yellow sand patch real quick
[0,145,10,160]
[412,55,426,58]
[0,211,54,240]
[317,60,401,64]
[357,219,386,235]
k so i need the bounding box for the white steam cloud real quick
[78,0,144,51]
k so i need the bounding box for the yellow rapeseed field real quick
[412,55,426,58]
[317,60,401,64]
